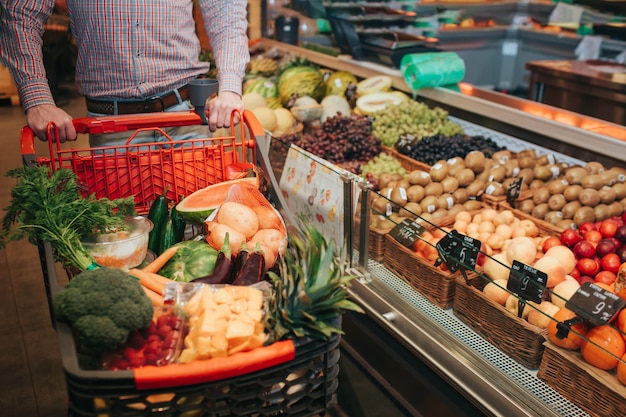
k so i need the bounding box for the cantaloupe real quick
[242,93,267,110]
[176,177,260,225]
[251,106,277,132]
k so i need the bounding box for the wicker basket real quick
[383,232,481,309]
[480,188,534,210]
[381,146,431,173]
[353,218,390,263]
[453,277,547,369]
[538,341,626,417]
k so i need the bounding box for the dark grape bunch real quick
[280,114,382,170]
[395,133,506,165]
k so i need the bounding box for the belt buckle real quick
[144,95,165,112]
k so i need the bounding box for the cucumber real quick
[171,204,186,243]
[147,185,170,253]
[158,214,176,255]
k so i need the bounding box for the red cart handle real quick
[19,109,265,169]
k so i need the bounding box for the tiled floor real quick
[0,85,407,417]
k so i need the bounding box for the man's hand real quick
[26,104,76,142]
[205,91,244,132]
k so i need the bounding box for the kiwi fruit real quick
[408,170,431,186]
[518,156,536,169]
[600,170,619,186]
[547,179,568,195]
[437,194,455,210]
[424,182,444,197]
[454,168,475,187]
[441,176,459,194]
[452,188,470,204]
[399,202,422,218]
[406,185,426,203]
[372,197,392,216]
[504,159,521,177]
[517,199,535,214]
[598,186,617,204]
[377,173,394,189]
[430,160,449,182]
[561,201,582,219]
[487,165,507,183]
[532,203,550,220]
[533,165,553,182]
[579,188,601,206]
[463,199,483,211]
[420,195,438,214]
[446,156,465,176]
[548,194,566,211]
[465,180,484,198]
[608,201,623,218]
[492,150,513,165]
[581,174,604,190]
[529,179,545,190]
[613,182,626,200]
[431,208,450,221]
[585,161,605,174]
[574,206,596,226]
[447,204,465,218]
[465,151,486,174]
[533,187,551,205]
[610,167,626,182]
[544,211,564,226]
[518,168,535,185]
[484,182,504,197]
[563,184,584,201]
[594,204,611,221]
[517,149,537,159]
[390,187,408,207]
[475,160,495,182]
[536,154,556,166]
[396,178,411,190]
[556,219,577,230]
[564,166,587,185]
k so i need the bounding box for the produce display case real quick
[252,38,626,417]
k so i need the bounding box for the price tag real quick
[390,218,426,249]
[566,282,626,326]
[435,230,481,273]
[507,260,547,304]
[506,177,523,204]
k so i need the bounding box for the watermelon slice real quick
[176,177,260,225]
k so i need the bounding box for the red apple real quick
[578,222,597,234]
[617,245,626,263]
[573,240,597,259]
[569,267,581,280]
[577,275,595,286]
[615,225,626,243]
[560,228,583,248]
[596,238,618,258]
[601,253,622,274]
[600,219,620,238]
[577,257,601,277]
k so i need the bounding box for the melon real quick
[244,78,279,98]
[273,108,297,135]
[176,177,260,225]
[251,106,277,132]
[355,92,404,115]
[242,93,267,110]
[356,75,392,96]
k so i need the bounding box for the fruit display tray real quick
[453,276,547,369]
[382,212,483,309]
[538,341,626,417]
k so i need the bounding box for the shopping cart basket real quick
[40,243,341,417]
[20,110,262,214]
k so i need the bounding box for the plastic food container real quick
[81,216,153,271]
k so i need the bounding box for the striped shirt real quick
[0,0,249,110]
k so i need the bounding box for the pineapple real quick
[265,223,363,341]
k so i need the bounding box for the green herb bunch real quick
[1,166,136,271]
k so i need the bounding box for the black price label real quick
[507,260,547,304]
[435,230,481,273]
[390,218,426,249]
[506,177,523,203]
[566,282,626,326]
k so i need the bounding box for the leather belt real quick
[85,85,190,115]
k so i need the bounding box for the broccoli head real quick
[53,267,154,354]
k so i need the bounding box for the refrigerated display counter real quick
[256,38,626,417]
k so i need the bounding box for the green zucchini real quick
[158,213,176,255]
[171,203,186,243]
[147,185,170,253]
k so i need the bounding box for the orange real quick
[547,307,589,350]
[617,352,626,386]
[580,325,626,370]
[617,308,626,344]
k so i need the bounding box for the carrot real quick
[128,268,173,296]
[142,286,164,307]
[142,245,179,274]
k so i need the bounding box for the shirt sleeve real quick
[198,0,249,97]
[0,0,57,111]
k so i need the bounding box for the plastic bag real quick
[204,182,288,268]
